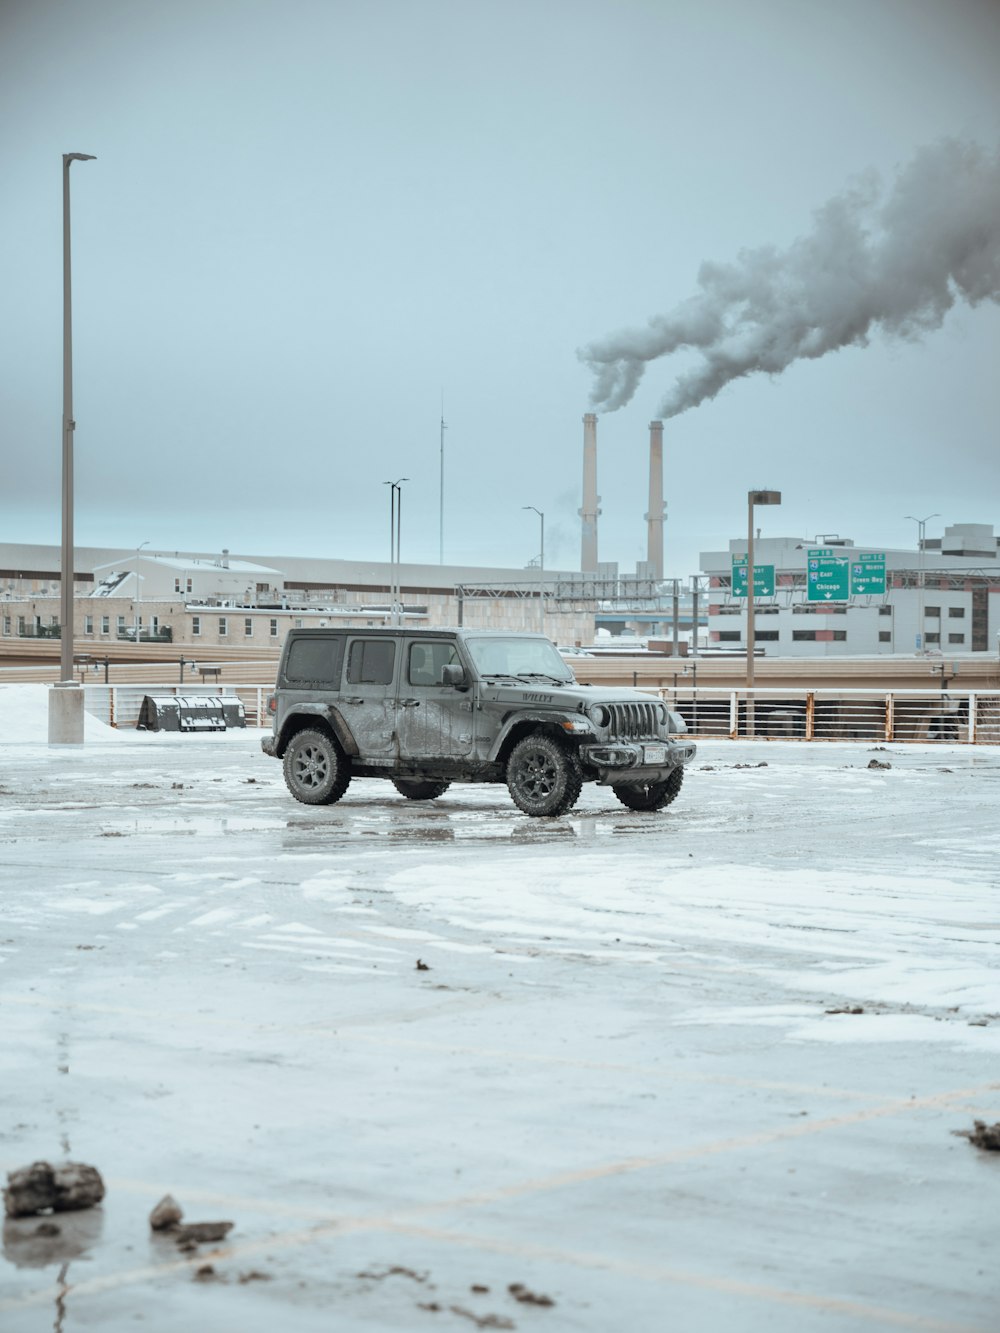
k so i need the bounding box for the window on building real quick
[186,578,192,593]
[18,616,26,635]
[948,607,965,618]
[116,615,125,633]
[878,606,892,616]
[878,631,891,643]
[192,616,201,636]
[84,615,93,634]
[755,630,779,641]
[755,605,779,615]
[924,605,940,618]
[925,632,940,644]
[2,616,10,636]
[948,633,965,644]
[270,618,278,637]
[717,631,741,642]
[101,615,109,634]
[174,578,181,592]
[219,617,228,637]
[792,630,817,641]
[151,617,159,635]
[244,617,253,637]
[718,605,741,616]
[831,630,847,641]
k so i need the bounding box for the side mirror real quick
[441,663,467,688]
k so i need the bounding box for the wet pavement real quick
[1,729,999,1332]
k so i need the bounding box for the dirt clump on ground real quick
[955,1120,1000,1151]
[4,1162,105,1217]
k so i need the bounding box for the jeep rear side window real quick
[347,639,395,685]
[285,636,345,687]
[407,641,458,686]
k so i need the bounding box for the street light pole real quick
[905,513,939,653]
[134,540,149,642]
[384,479,409,626]
[59,152,96,685]
[746,489,781,735]
[523,506,545,632]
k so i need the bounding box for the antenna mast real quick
[439,391,447,564]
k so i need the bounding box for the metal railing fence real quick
[655,686,1000,744]
[10,682,999,745]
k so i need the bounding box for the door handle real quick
[343,697,363,705]
[400,698,421,707]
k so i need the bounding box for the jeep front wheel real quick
[392,778,451,801]
[612,766,683,812]
[283,729,352,805]
[506,734,583,817]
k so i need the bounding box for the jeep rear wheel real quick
[283,729,352,805]
[392,778,451,801]
[612,765,683,812]
[506,734,583,817]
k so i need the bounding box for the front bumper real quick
[260,735,277,758]
[580,739,696,785]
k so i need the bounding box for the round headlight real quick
[590,704,610,728]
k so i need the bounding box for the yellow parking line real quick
[383,1222,992,1333]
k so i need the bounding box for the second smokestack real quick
[646,420,664,580]
[580,412,600,573]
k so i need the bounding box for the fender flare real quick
[487,711,586,764]
[277,703,360,758]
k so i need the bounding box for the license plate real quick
[642,745,667,765]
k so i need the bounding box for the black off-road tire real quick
[612,765,684,812]
[392,778,451,801]
[283,728,352,806]
[506,733,583,817]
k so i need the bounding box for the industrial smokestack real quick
[579,412,600,573]
[645,420,664,580]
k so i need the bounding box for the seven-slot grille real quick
[606,702,660,741]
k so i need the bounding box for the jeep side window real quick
[284,636,345,687]
[407,642,459,686]
[347,639,396,685]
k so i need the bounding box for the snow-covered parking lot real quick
[1,686,999,1332]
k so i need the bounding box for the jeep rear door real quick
[340,637,398,755]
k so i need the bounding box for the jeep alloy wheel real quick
[283,729,352,806]
[506,734,583,817]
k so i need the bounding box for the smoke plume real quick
[580,139,1000,418]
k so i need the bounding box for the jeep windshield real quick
[464,637,575,684]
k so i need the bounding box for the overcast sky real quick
[2,0,998,577]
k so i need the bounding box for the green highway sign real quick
[807,548,849,602]
[732,556,775,597]
[850,552,887,596]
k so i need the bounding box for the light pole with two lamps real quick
[384,479,409,627]
[134,540,149,642]
[523,505,545,632]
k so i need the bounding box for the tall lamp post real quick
[51,151,96,744]
[134,540,149,642]
[746,488,781,735]
[905,513,939,653]
[384,478,408,626]
[523,505,544,632]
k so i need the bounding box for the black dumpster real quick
[136,695,246,732]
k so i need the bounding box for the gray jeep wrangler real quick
[262,628,695,817]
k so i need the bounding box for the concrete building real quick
[700,523,1000,657]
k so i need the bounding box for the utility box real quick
[136,695,245,732]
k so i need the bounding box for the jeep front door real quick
[396,639,475,758]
